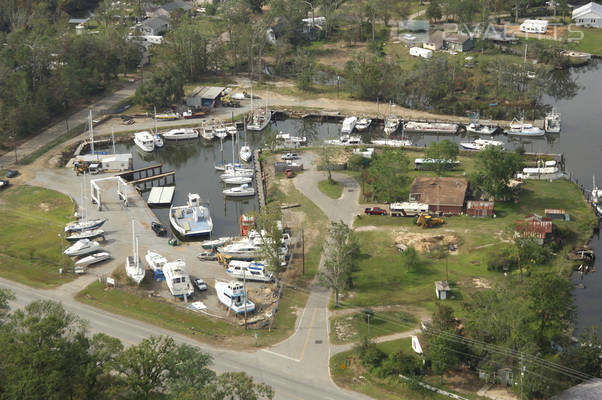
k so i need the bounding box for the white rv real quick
[519,20,548,34]
[390,202,430,217]
[409,47,433,59]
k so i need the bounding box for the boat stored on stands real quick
[65,218,107,233]
[215,280,255,314]
[64,239,102,256]
[125,221,145,284]
[66,229,105,242]
[163,260,194,298]
[74,251,111,267]
[145,250,167,272]
[226,260,273,282]
[218,238,260,260]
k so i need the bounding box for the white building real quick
[520,19,549,34]
[572,2,602,27]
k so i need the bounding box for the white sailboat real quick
[145,250,167,272]
[133,131,155,152]
[74,251,111,267]
[215,280,255,314]
[125,220,145,284]
[247,88,271,131]
[153,107,164,147]
[64,239,102,256]
[223,184,255,197]
[223,176,253,185]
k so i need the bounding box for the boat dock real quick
[147,186,175,206]
[116,164,176,190]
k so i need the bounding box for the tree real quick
[427,333,461,380]
[293,49,316,90]
[426,0,442,22]
[470,146,522,200]
[515,236,550,282]
[319,221,359,305]
[135,65,184,109]
[199,372,274,400]
[166,344,215,397]
[0,288,14,326]
[401,246,418,271]
[527,274,576,346]
[561,327,602,379]
[319,143,337,184]
[263,126,280,152]
[429,303,458,333]
[367,148,410,202]
[424,140,459,176]
[256,205,285,281]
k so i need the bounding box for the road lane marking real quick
[299,307,318,361]
[261,349,300,362]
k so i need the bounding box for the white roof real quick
[573,2,602,19]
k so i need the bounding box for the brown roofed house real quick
[409,177,468,215]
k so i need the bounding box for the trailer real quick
[409,47,433,59]
[390,202,430,217]
[520,19,548,34]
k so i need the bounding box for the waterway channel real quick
[116,60,601,335]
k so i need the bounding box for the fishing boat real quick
[466,122,498,135]
[126,221,145,285]
[223,184,255,197]
[507,117,545,136]
[66,229,105,242]
[134,131,155,152]
[341,116,357,134]
[226,260,273,282]
[544,109,561,133]
[460,139,504,151]
[162,128,199,140]
[163,260,194,298]
[74,251,111,267]
[215,280,255,314]
[226,124,238,136]
[217,238,260,260]
[239,145,252,163]
[145,250,167,272]
[223,175,253,185]
[65,218,107,233]
[201,125,215,140]
[169,193,213,237]
[371,139,412,147]
[355,117,372,132]
[201,237,232,249]
[64,239,102,256]
[384,116,401,135]
[214,125,228,139]
[404,121,458,134]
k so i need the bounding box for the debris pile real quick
[394,231,460,253]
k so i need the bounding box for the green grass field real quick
[330,310,417,344]
[318,179,344,199]
[0,185,76,287]
[567,28,602,56]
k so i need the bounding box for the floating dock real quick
[147,186,175,206]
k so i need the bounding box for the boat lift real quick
[90,176,130,211]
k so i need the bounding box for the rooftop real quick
[188,86,226,100]
[551,379,602,400]
[410,177,468,207]
[435,280,450,291]
[467,200,494,211]
[573,2,602,19]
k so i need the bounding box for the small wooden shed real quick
[467,200,494,217]
[435,280,450,300]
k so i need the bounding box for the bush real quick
[486,245,518,272]
[376,350,423,378]
[354,337,385,369]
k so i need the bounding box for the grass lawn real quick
[330,310,417,344]
[318,179,344,199]
[346,179,596,311]
[566,28,602,56]
[0,185,76,287]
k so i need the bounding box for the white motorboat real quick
[163,260,194,298]
[384,116,401,135]
[460,139,504,151]
[152,106,164,147]
[326,134,362,146]
[404,121,458,134]
[65,218,107,233]
[223,175,253,185]
[134,131,155,152]
[126,221,145,285]
[215,280,255,314]
[226,260,273,282]
[214,125,228,139]
[591,176,602,206]
[341,116,357,134]
[162,128,199,140]
[466,122,497,135]
[239,145,252,163]
[169,193,213,237]
[201,237,232,249]
[214,162,249,172]
[226,124,238,136]
[218,239,260,260]
[371,139,412,147]
[220,169,254,180]
[145,250,167,272]
[201,125,215,140]
[544,109,561,133]
[507,118,545,136]
[355,117,372,131]
[223,184,255,197]
[66,229,105,242]
[74,251,111,267]
[64,239,102,256]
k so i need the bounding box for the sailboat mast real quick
[131,220,135,258]
[135,237,139,268]
[154,106,158,135]
[111,127,115,154]
[89,110,95,155]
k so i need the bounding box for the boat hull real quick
[75,252,111,267]
[65,218,107,233]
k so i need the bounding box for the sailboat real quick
[153,106,164,147]
[65,172,107,233]
[126,220,145,284]
[247,88,271,131]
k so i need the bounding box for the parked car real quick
[281,153,299,160]
[0,179,9,190]
[193,278,207,291]
[364,207,388,216]
[284,168,295,178]
[151,221,167,237]
[5,170,19,178]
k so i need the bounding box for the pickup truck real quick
[364,207,388,216]
[281,153,299,160]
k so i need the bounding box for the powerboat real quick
[64,239,102,256]
[466,122,497,135]
[153,132,164,147]
[226,260,273,282]
[201,237,232,249]
[507,118,545,136]
[220,169,254,180]
[239,145,252,163]
[134,131,155,152]
[460,139,504,151]
[226,124,238,136]
[74,251,111,267]
[201,126,215,140]
[215,280,255,314]
[163,260,194,299]
[66,229,105,242]
[162,128,199,140]
[214,162,249,172]
[65,218,107,233]
[326,135,362,146]
[371,139,412,147]
[223,184,255,197]
[214,125,228,139]
[544,109,561,133]
[223,175,252,185]
[384,116,401,135]
[217,238,260,260]
[145,250,167,272]
[355,117,372,132]
[126,221,145,285]
[341,116,357,134]
[169,193,213,237]
[197,251,218,261]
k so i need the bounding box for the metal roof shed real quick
[186,86,226,109]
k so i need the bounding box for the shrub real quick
[487,245,518,272]
[354,337,385,369]
[376,350,423,378]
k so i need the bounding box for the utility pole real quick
[520,353,525,400]
[243,272,248,330]
[302,229,305,274]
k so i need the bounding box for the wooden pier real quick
[116,164,176,190]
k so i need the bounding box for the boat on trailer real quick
[74,251,111,267]
[64,239,102,256]
[66,229,105,242]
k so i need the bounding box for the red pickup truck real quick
[364,207,388,216]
